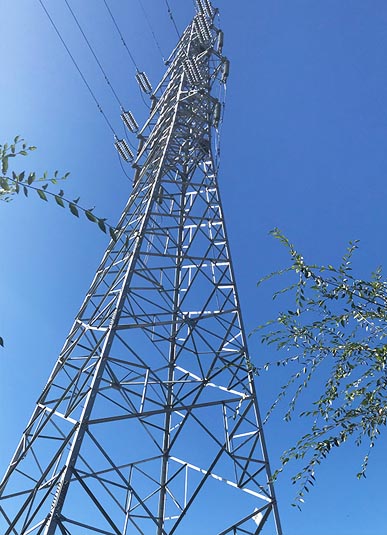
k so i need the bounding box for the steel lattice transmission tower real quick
[0,3,282,534]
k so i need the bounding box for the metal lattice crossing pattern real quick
[0,4,282,535]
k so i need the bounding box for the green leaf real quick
[54,195,65,208]
[69,203,79,217]
[23,186,28,197]
[28,146,37,151]
[2,156,8,174]
[98,219,107,233]
[85,210,97,223]
[27,172,36,185]
[37,189,48,201]
[0,337,3,347]
[42,183,48,190]
[0,177,10,191]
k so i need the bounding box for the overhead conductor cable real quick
[63,0,123,107]
[37,0,116,136]
[164,0,180,38]
[103,0,139,70]
[137,0,166,64]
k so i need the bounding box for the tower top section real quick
[132,0,229,187]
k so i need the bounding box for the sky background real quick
[1,1,387,534]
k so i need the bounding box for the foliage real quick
[1,137,121,348]
[255,229,387,508]
[0,137,116,238]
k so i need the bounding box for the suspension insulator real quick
[196,0,214,18]
[194,14,211,43]
[136,71,153,94]
[217,30,224,53]
[114,138,134,162]
[196,0,205,15]
[200,13,212,36]
[183,60,195,85]
[183,59,203,85]
[221,58,230,83]
[203,0,214,17]
[121,110,139,133]
[213,100,222,128]
[191,58,203,82]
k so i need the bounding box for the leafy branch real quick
[0,137,130,349]
[1,137,117,240]
[254,228,387,507]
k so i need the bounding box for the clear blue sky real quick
[1,1,387,533]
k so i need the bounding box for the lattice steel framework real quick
[0,3,282,535]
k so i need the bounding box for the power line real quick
[102,0,139,71]
[37,0,117,136]
[164,0,180,38]
[117,151,133,181]
[137,0,167,64]
[103,0,155,105]
[63,0,123,108]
